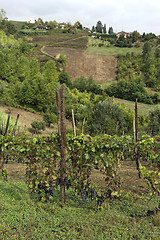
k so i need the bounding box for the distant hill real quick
[9,20,26,30]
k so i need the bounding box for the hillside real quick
[43,46,118,84]
[0,105,73,136]
[31,33,118,85]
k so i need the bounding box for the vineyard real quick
[1,132,160,238]
[1,25,160,238]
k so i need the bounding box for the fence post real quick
[135,98,141,178]
[59,85,67,206]
[56,87,61,137]
[71,109,76,136]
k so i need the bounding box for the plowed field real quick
[43,46,118,85]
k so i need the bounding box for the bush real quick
[43,112,57,127]
[30,120,46,134]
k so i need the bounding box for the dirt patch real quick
[118,161,149,195]
[0,105,60,136]
[43,47,118,84]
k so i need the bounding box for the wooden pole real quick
[56,87,61,137]
[135,99,141,178]
[133,116,136,141]
[135,99,138,142]
[81,117,86,135]
[4,113,10,136]
[59,85,67,206]
[11,114,20,136]
[71,109,76,136]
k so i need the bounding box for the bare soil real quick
[43,46,118,84]
[4,160,149,196]
[0,105,72,136]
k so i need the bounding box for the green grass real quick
[114,98,160,116]
[0,180,160,239]
[10,21,26,30]
[85,37,143,56]
[85,45,142,56]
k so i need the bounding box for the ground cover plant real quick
[1,134,160,239]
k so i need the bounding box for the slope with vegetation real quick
[1,10,160,239]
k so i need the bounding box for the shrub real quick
[30,120,46,134]
[43,112,57,127]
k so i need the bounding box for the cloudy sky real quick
[2,0,160,34]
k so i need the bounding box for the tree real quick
[92,26,95,32]
[30,120,46,134]
[103,24,107,34]
[142,42,151,57]
[43,112,57,127]
[74,21,82,29]
[131,30,140,43]
[154,48,160,58]
[108,27,114,35]
[0,9,6,21]
[48,20,57,29]
[115,34,132,48]
[90,99,126,135]
[35,18,44,29]
[147,106,160,136]
[15,55,30,82]
[59,72,72,88]
[56,54,67,67]
[96,21,103,33]
[42,60,59,84]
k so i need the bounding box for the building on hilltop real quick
[116,31,132,38]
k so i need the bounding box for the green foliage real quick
[115,35,132,48]
[105,79,153,104]
[1,180,160,239]
[96,21,103,33]
[117,51,160,93]
[142,42,152,57]
[131,30,140,43]
[30,120,46,134]
[59,71,72,88]
[108,26,114,35]
[0,110,19,135]
[1,134,127,203]
[142,32,157,41]
[73,76,103,94]
[56,54,67,66]
[90,99,129,135]
[147,106,160,135]
[43,112,57,127]
[0,30,19,49]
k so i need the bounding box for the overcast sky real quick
[2,0,160,34]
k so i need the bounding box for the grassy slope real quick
[0,174,160,239]
[85,37,143,56]
[114,98,160,116]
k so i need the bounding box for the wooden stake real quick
[59,85,67,206]
[135,99,138,142]
[135,99,141,178]
[82,117,86,135]
[133,116,136,141]
[56,87,61,137]
[4,113,10,136]
[71,109,76,136]
[11,114,19,136]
